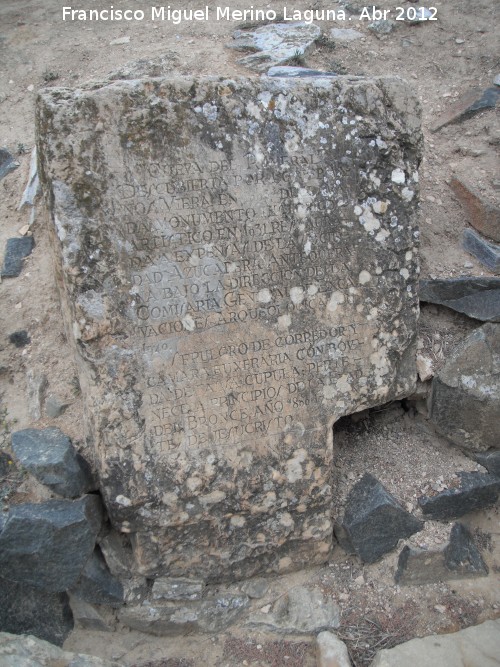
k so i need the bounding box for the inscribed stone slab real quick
[37,75,422,581]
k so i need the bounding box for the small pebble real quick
[455,38,465,44]
[464,262,474,269]
[494,73,500,87]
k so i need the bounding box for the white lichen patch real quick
[375,229,390,243]
[285,449,307,483]
[391,168,406,184]
[402,187,414,201]
[307,284,318,296]
[230,515,246,528]
[290,286,304,304]
[400,268,410,280]
[257,288,272,303]
[327,291,345,312]
[322,385,336,400]
[304,239,312,255]
[372,200,389,214]
[199,490,226,507]
[359,206,381,232]
[358,270,371,285]
[182,315,195,331]
[116,495,132,507]
[278,313,292,329]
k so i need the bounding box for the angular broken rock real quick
[0,495,103,592]
[449,177,500,243]
[119,594,249,636]
[0,632,121,667]
[316,631,352,667]
[0,148,19,181]
[475,450,500,477]
[419,277,500,323]
[431,86,500,133]
[463,229,500,273]
[429,323,500,451]
[1,236,34,277]
[0,578,73,647]
[249,586,340,634]
[70,548,124,607]
[418,472,500,520]
[11,427,95,498]
[395,522,488,585]
[38,74,421,581]
[230,22,321,72]
[265,65,337,78]
[341,474,423,563]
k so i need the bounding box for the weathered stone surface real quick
[341,474,423,563]
[45,394,70,418]
[1,236,34,277]
[316,631,352,667]
[266,66,337,78]
[70,548,124,607]
[429,323,500,451]
[230,23,321,72]
[38,75,421,581]
[152,576,204,601]
[431,86,500,133]
[249,586,340,634]
[119,594,249,636]
[395,523,488,584]
[0,495,103,591]
[475,449,500,477]
[449,177,500,243]
[240,577,270,599]
[419,277,500,322]
[0,577,73,647]
[371,619,500,667]
[463,229,500,273]
[418,472,500,520]
[18,146,40,209]
[0,632,121,667]
[11,427,95,497]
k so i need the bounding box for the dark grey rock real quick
[463,229,500,272]
[248,586,340,634]
[432,87,500,133]
[444,523,488,576]
[0,576,73,647]
[418,472,500,520]
[0,495,103,592]
[395,523,488,584]
[8,330,31,348]
[119,594,249,636]
[44,394,69,418]
[419,277,500,322]
[266,66,338,78]
[429,323,500,451]
[341,473,423,563]
[0,451,14,478]
[70,548,124,607]
[0,148,19,181]
[11,427,95,498]
[475,450,500,477]
[1,236,34,277]
[152,576,204,601]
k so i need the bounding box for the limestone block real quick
[37,75,421,581]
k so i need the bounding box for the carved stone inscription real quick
[37,76,422,581]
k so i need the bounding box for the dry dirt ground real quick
[0,1,499,666]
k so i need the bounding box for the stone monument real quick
[37,75,422,581]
